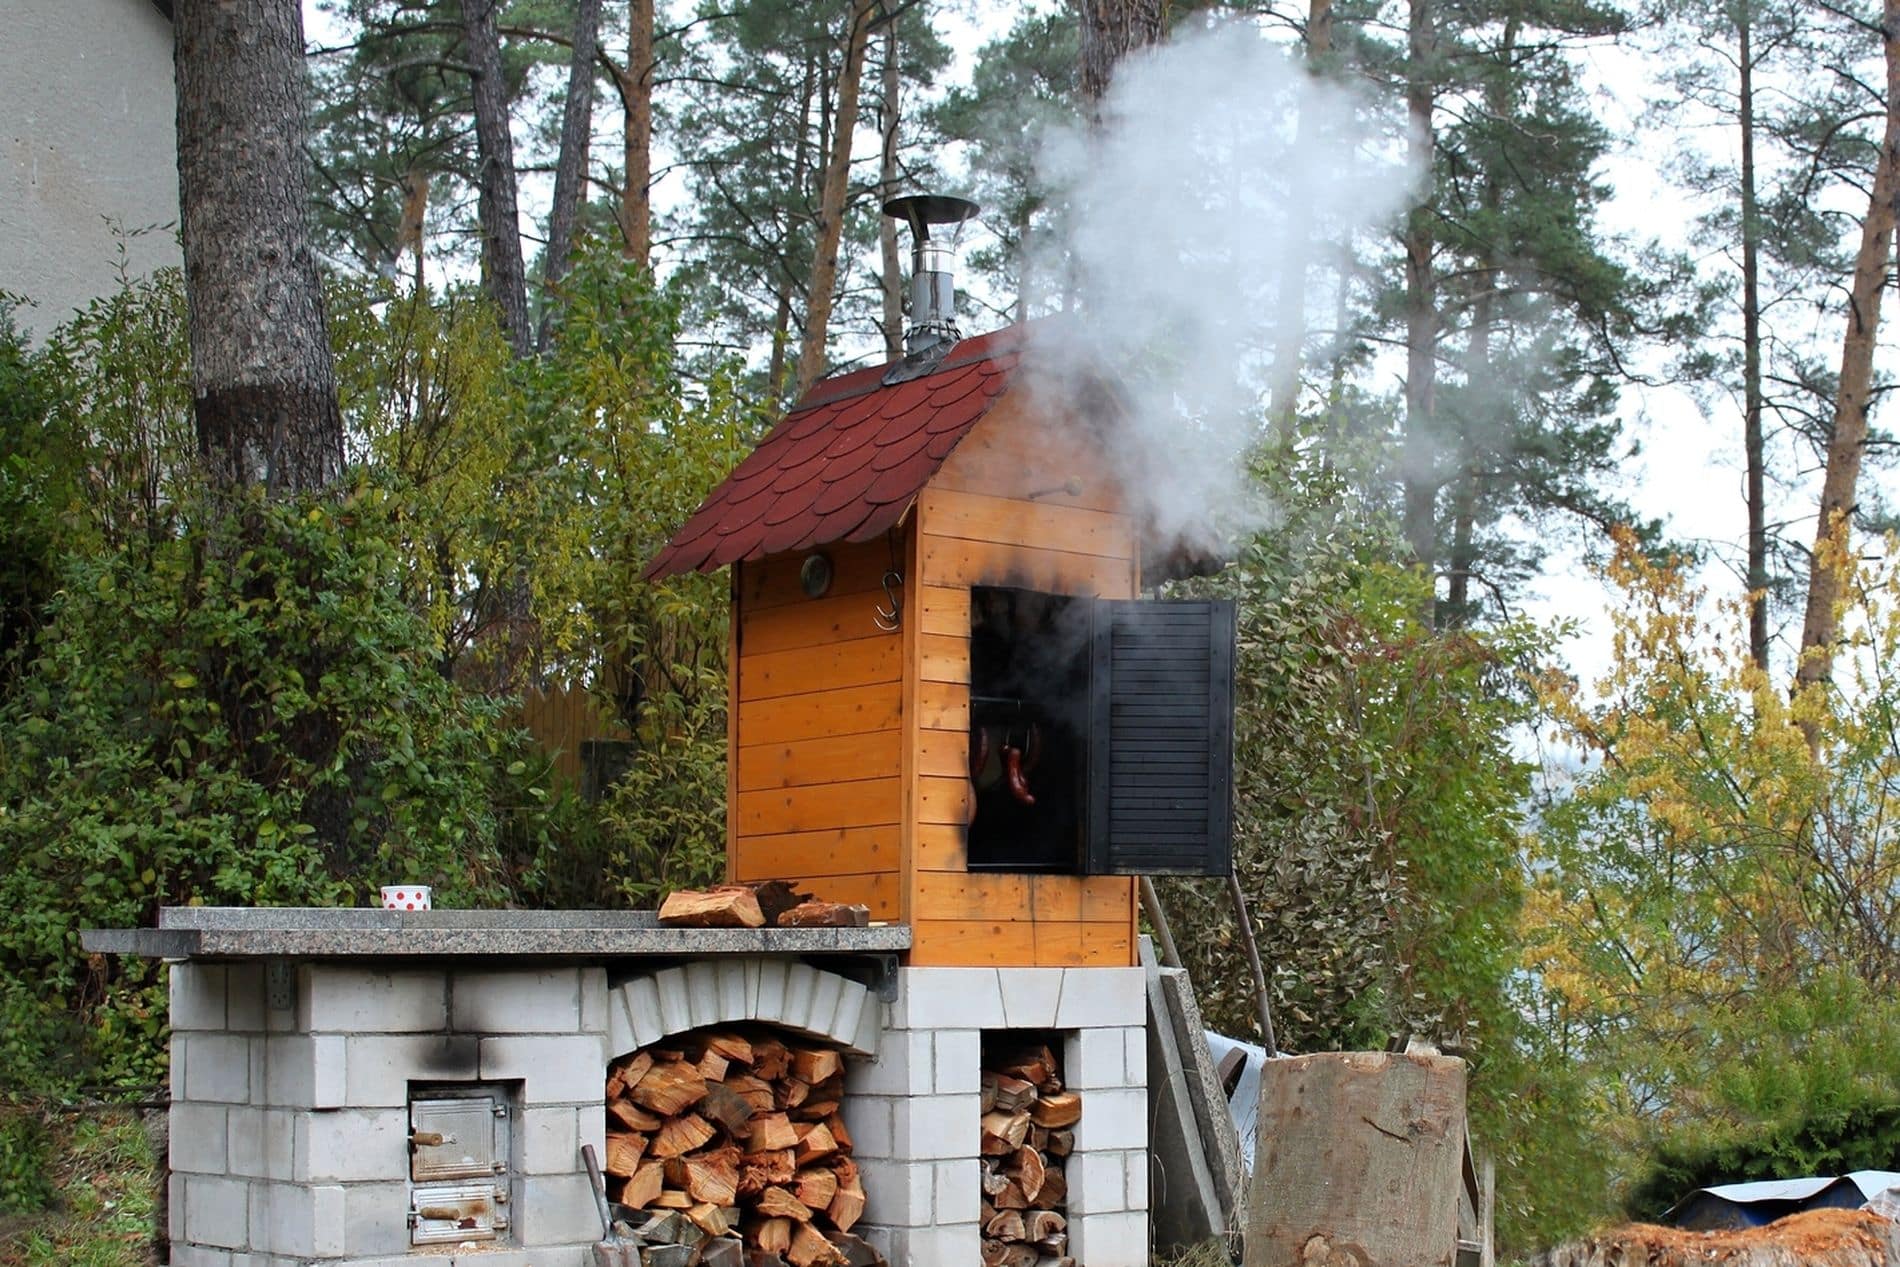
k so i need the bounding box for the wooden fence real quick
[511,684,630,790]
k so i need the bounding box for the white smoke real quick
[1022,15,1417,560]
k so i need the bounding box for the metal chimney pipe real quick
[883,194,981,358]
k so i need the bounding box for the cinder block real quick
[185,1174,251,1250]
[934,1159,980,1226]
[1068,1027,1127,1090]
[519,1173,604,1247]
[1054,967,1146,1029]
[341,1181,412,1258]
[251,1180,346,1258]
[608,986,635,1058]
[685,961,720,1029]
[169,1245,232,1267]
[857,1159,933,1228]
[170,963,226,1031]
[1125,1148,1150,1211]
[452,968,581,1033]
[344,1252,589,1267]
[171,1102,228,1174]
[579,968,609,1036]
[172,1035,189,1102]
[895,1092,977,1160]
[997,967,1064,1029]
[1123,1025,1148,1087]
[1066,1150,1126,1215]
[1071,1210,1149,1267]
[344,1033,478,1106]
[576,1104,606,1171]
[845,1028,927,1097]
[623,974,664,1049]
[881,1223,981,1266]
[184,1034,251,1105]
[652,966,692,1037]
[781,962,817,1030]
[893,968,1004,1029]
[932,1030,979,1094]
[754,959,788,1026]
[227,1107,294,1180]
[851,992,883,1056]
[1075,1086,1146,1152]
[480,1033,607,1105]
[840,1095,895,1159]
[169,1171,189,1242]
[263,1035,347,1108]
[831,978,871,1055]
[712,958,748,1025]
[295,1108,408,1182]
[804,968,843,1040]
[739,958,763,1019]
[225,964,266,1032]
[522,1105,581,1174]
[302,966,447,1033]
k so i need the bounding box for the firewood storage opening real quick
[980,1031,1078,1267]
[603,1024,877,1267]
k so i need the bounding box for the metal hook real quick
[874,570,903,631]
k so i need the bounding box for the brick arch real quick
[606,957,878,1061]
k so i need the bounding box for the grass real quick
[0,1108,160,1267]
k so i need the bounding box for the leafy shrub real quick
[0,487,515,1089]
[0,1109,55,1214]
[1628,1098,1900,1220]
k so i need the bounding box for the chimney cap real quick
[883,193,981,238]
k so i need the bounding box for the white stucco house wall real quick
[2,0,180,339]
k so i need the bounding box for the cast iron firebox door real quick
[1085,598,1236,876]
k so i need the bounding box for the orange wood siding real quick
[727,537,906,920]
[904,389,1140,967]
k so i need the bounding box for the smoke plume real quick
[1021,15,1416,560]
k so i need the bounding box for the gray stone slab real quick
[1160,964,1246,1226]
[1140,939,1229,1255]
[82,908,910,960]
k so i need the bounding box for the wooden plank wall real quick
[727,537,907,920]
[906,390,1141,967]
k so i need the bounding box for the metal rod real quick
[1226,869,1278,1057]
[1139,877,1184,969]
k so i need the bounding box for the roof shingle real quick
[644,328,1023,579]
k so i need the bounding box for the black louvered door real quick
[1085,598,1235,876]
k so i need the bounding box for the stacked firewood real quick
[979,1043,1080,1267]
[602,1027,881,1267]
[657,880,869,930]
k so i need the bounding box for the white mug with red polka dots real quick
[381,885,432,911]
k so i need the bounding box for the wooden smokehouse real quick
[646,196,1234,970]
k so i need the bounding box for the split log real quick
[793,1167,838,1211]
[825,1230,882,1267]
[1000,1047,1057,1088]
[686,1149,742,1205]
[751,1039,791,1081]
[776,901,869,928]
[828,1159,865,1233]
[756,1186,814,1222]
[986,1211,1027,1240]
[1009,1146,1045,1203]
[982,1110,1032,1154]
[1029,1093,1081,1129]
[652,1113,716,1158]
[980,1073,999,1114]
[754,1218,794,1256]
[653,1190,694,1209]
[726,1073,778,1114]
[788,1220,847,1267]
[991,1076,1037,1112]
[700,1082,757,1136]
[778,1079,811,1111]
[705,1032,756,1065]
[698,1051,732,1082]
[1024,1211,1066,1245]
[658,887,766,929]
[792,1048,843,1084]
[1030,1167,1066,1210]
[824,1112,853,1152]
[740,879,814,926]
[689,1203,737,1237]
[1044,1129,1074,1158]
[750,1113,800,1151]
[622,1159,665,1208]
[633,1063,710,1116]
[700,1237,745,1267]
[793,1122,838,1166]
[605,1130,647,1177]
[609,1099,664,1133]
[994,1181,1028,1210]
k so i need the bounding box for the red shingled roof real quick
[644,327,1024,578]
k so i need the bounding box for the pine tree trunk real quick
[878,19,904,361]
[540,0,603,349]
[791,0,878,399]
[619,0,654,268]
[173,0,342,494]
[1740,7,1770,673]
[462,0,531,357]
[1401,0,1439,578]
[1266,0,1335,445]
[1794,0,1900,708]
[1077,0,1167,105]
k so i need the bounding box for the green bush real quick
[1627,1100,1900,1220]
[0,1109,55,1214]
[0,487,516,1090]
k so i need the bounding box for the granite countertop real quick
[80,907,911,960]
